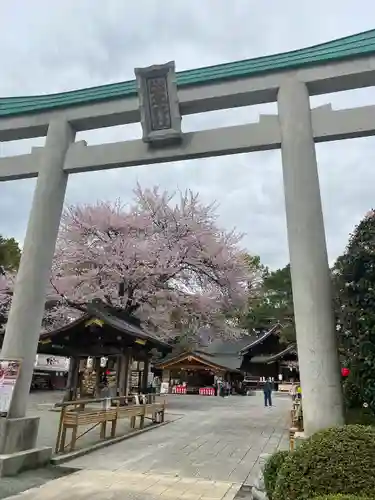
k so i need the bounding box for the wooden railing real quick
[289,398,303,451]
[54,394,165,454]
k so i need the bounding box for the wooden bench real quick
[115,404,146,430]
[56,407,118,453]
[55,396,167,454]
[112,401,166,429]
[145,401,166,423]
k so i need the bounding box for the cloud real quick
[1,0,375,269]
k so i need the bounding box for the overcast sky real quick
[1,0,375,269]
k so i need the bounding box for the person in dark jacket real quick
[263,378,273,407]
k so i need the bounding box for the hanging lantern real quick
[341,367,350,377]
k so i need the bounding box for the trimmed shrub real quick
[273,425,375,500]
[263,450,290,499]
[343,378,363,409]
[346,407,375,426]
[313,496,373,500]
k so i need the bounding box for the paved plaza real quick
[5,392,290,499]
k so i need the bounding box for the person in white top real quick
[289,383,297,400]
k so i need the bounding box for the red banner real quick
[174,385,187,394]
[199,387,215,396]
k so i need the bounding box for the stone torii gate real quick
[1,29,375,464]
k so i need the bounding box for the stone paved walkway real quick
[7,393,290,499]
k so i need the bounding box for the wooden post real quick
[63,356,79,401]
[124,348,132,397]
[141,357,149,394]
[115,355,121,396]
[94,357,101,397]
[118,353,128,397]
[55,405,67,454]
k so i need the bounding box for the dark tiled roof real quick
[39,300,170,351]
[89,301,170,349]
[248,355,273,364]
[156,332,260,372]
[266,344,297,364]
[155,350,241,373]
[198,335,256,356]
[248,344,297,364]
[199,354,242,372]
[239,324,281,355]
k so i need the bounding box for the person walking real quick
[224,380,230,398]
[263,377,273,407]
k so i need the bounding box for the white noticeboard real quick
[160,382,169,394]
[0,359,22,415]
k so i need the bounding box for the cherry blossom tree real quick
[9,186,258,341]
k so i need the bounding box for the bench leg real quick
[140,415,145,429]
[100,421,107,439]
[130,416,136,429]
[111,419,117,438]
[59,426,67,453]
[160,410,165,423]
[70,426,78,452]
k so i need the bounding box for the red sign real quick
[199,387,215,396]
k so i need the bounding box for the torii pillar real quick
[278,78,344,436]
[0,120,75,473]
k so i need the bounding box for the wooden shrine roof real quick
[265,344,297,364]
[38,300,171,357]
[155,350,242,373]
[238,323,281,355]
[249,344,297,364]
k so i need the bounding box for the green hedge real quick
[263,450,290,499]
[345,407,375,426]
[313,496,374,500]
[273,425,375,500]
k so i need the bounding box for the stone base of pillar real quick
[0,416,39,454]
[0,416,52,476]
[0,446,52,477]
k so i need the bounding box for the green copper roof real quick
[1,29,375,118]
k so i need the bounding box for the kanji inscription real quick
[146,76,172,131]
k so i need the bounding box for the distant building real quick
[31,354,69,391]
[239,324,299,389]
[154,335,251,394]
[154,324,298,394]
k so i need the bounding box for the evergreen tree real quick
[241,264,295,343]
[333,210,375,411]
[0,235,21,271]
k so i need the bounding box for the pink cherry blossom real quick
[2,186,259,341]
